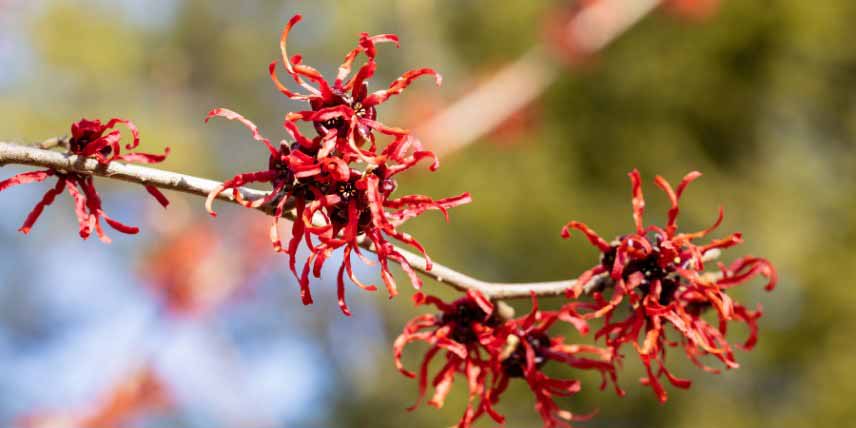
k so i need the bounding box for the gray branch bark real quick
[0,141,717,302]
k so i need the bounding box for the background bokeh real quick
[0,0,852,427]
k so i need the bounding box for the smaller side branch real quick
[0,141,271,212]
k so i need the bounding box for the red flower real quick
[562,169,777,402]
[18,365,170,428]
[492,295,623,428]
[394,291,505,427]
[0,118,169,242]
[395,292,621,428]
[205,109,470,315]
[271,14,441,164]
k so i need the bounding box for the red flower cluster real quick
[206,15,470,315]
[562,170,777,402]
[395,292,621,428]
[0,118,169,242]
[394,291,505,426]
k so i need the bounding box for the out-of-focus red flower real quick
[205,108,469,315]
[272,14,441,164]
[663,0,720,20]
[395,292,621,428]
[544,0,720,67]
[142,216,271,317]
[0,118,169,242]
[18,366,170,428]
[543,0,602,65]
[144,222,218,314]
[562,169,776,402]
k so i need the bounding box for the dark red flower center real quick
[502,331,551,378]
[311,89,377,137]
[440,299,500,344]
[69,131,111,157]
[602,244,680,305]
[269,150,295,190]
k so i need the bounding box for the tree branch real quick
[0,141,272,211]
[416,0,662,156]
[0,141,717,301]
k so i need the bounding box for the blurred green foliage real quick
[2,0,855,426]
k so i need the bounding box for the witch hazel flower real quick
[0,118,169,242]
[492,295,623,428]
[394,291,505,427]
[271,14,441,164]
[205,108,470,315]
[205,14,468,314]
[562,169,776,402]
[395,292,621,428]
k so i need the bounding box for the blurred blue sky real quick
[0,174,388,426]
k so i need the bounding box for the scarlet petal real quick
[701,232,743,253]
[269,61,312,100]
[104,117,141,150]
[18,178,65,235]
[334,46,362,88]
[320,157,351,182]
[102,213,140,235]
[145,185,169,208]
[348,60,377,95]
[336,262,352,316]
[427,359,457,408]
[363,68,443,107]
[561,221,611,251]
[81,131,120,159]
[275,14,328,97]
[205,108,278,156]
[0,170,53,192]
[359,118,409,136]
[641,359,668,403]
[654,175,679,235]
[677,206,724,241]
[628,169,645,234]
[205,170,277,216]
[64,179,91,238]
[466,290,494,317]
[676,171,703,199]
[283,119,314,149]
[117,147,170,164]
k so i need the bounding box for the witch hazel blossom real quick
[0,118,169,242]
[562,169,777,402]
[493,295,623,428]
[396,292,622,428]
[205,108,469,315]
[394,291,505,427]
[272,14,441,165]
[205,14,469,315]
